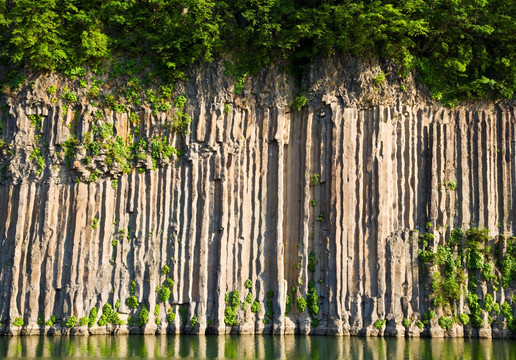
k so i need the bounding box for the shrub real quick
[126,295,139,309]
[374,319,386,330]
[245,279,252,289]
[459,313,470,326]
[161,265,170,275]
[224,307,238,326]
[190,315,198,328]
[13,318,24,327]
[484,294,494,312]
[138,306,149,327]
[310,173,320,185]
[46,314,57,327]
[251,301,261,313]
[78,317,88,326]
[166,278,175,288]
[291,95,308,110]
[65,316,77,328]
[130,280,136,294]
[296,297,307,312]
[167,309,176,322]
[159,286,171,302]
[402,318,410,327]
[438,316,453,330]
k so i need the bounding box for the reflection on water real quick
[0,335,514,359]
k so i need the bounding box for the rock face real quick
[0,57,515,337]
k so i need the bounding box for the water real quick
[0,335,514,359]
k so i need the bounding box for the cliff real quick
[0,57,515,337]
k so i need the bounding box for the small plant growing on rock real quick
[138,306,149,327]
[165,278,175,288]
[78,317,88,326]
[296,297,307,312]
[46,85,57,95]
[92,218,99,229]
[13,318,24,327]
[158,286,171,302]
[130,280,136,294]
[402,318,410,327]
[373,72,386,87]
[126,295,139,309]
[190,315,198,328]
[438,316,453,330]
[251,300,261,313]
[310,173,320,185]
[291,95,308,111]
[374,319,386,330]
[458,313,470,325]
[65,316,77,328]
[161,265,170,275]
[167,309,176,322]
[46,314,57,327]
[245,279,252,289]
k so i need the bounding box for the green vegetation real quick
[438,316,452,330]
[251,300,261,313]
[13,318,23,327]
[244,279,252,289]
[0,0,513,105]
[165,278,175,288]
[97,303,124,326]
[374,319,386,330]
[296,297,307,312]
[130,280,136,294]
[161,265,170,275]
[167,308,176,323]
[65,316,77,328]
[138,306,149,327]
[459,313,470,326]
[46,314,57,327]
[224,290,240,326]
[190,315,198,328]
[126,295,139,309]
[291,95,308,111]
[158,285,171,302]
[402,318,410,328]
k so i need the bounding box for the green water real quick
[0,335,514,359]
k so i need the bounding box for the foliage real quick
[46,314,57,327]
[78,317,88,326]
[161,265,170,275]
[251,300,261,313]
[374,319,386,330]
[65,316,77,328]
[467,293,484,328]
[179,306,187,325]
[285,294,291,316]
[291,95,308,111]
[158,286,171,302]
[166,278,175,288]
[244,279,252,289]
[190,315,198,328]
[126,295,139,309]
[296,297,307,312]
[438,316,452,330]
[138,306,149,327]
[13,318,24,327]
[167,308,176,323]
[402,318,410,327]
[307,281,320,317]
[87,308,97,328]
[458,313,470,326]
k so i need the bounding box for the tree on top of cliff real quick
[0,0,514,105]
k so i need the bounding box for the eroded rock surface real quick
[0,58,515,337]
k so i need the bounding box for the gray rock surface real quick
[0,57,514,336]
